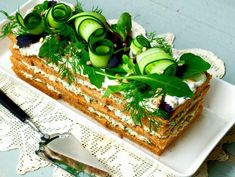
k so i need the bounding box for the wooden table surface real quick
[0,0,234,177]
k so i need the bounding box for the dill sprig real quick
[122,81,169,126]
[0,10,18,38]
[147,32,173,56]
[74,0,84,14]
[92,6,103,14]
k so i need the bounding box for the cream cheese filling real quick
[20,65,199,143]
[20,71,60,94]
[21,61,164,136]
[88,107,151,144]
[20,61,202,139]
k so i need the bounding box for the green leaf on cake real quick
[178,53,211,79]
[125,74,194,98]
[83,65,105,89]
[104,84,128,97]
[39,36,61,63]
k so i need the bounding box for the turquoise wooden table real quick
[0,0,235,177]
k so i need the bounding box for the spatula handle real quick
[0,89,29,122]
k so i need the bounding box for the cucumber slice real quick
[88,39,114,68]
[16,12,45,35]
[137,48,175,75]
[46,3,72,30]
[78,19,105,42]
[74,16,103,32]
[69,11,107,25]
[130,35,150,55]
[73,12,108,42]
[145,59,177,75]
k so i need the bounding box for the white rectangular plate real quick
[0,1,235,176]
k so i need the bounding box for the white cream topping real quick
[19,39,43,56]
[163,73,207,109]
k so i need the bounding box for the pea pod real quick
[16,12,45,35]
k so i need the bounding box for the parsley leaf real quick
[83,65,105,88]
[39,36,61,64]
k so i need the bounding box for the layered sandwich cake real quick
[1,0,211,155]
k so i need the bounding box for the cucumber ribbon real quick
[70,11,113,68]
[16,12,45,35]
[88,38,114,68]
[130,35,150,55]
[137,48,177,75]
[46,3,72,32]
[70,11,108,42]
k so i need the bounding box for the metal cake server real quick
[0,89,110,177]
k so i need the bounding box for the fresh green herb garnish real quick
[111,12,132,41]
[147,32,173,56]
[104,73,193,98]
[92,6,103,14]
[32,0,49,14]
[39,36,61,63]
[0,10,26,38]
[106,55,136,75]
[74,0,84,14]
[178,53,211,78]
[105,81,169,125]
[38,27,106,87]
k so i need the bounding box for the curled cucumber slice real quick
[78,19,106,42]
[130,35,150,55]
[137,48,177,75]
[46,3,72,32]
[16,12,45,35]
[69,11,107,26]
[88,39,114,68]
[72,11,108,42]
[145,59,177,75]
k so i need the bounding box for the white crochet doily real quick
[0,33,233,177]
